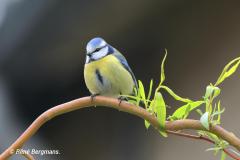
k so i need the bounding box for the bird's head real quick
[85,37,114,63]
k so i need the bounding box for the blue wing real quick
[112,48,138,91]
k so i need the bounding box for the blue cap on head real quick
[86,37,107,54]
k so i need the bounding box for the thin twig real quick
[167,131,240,160]
[21,153,35,160]
[0,96,240,159]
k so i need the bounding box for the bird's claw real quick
[90,93,100,102]
[118,96,128,106]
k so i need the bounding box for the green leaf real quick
[183,104,191,119]
[122,94,138,100]
[196,109,203,116]
[206,146,222,155]
[221,151,226,160]
[205,85,214,99]
[149,97,156,113]
[154,92,167,137]
[133,87,138,95]
[122,94,141,106]
[160,50,168,85]
[138,80,147,107]
[161,85,192,103]
[204,85,221,114]
[158,130,167,137]
[144,108,152,129]
[136,88,141,106]
[128,99,137,105]
[211,108,225,119]
[215,57,240,86]
[206,146,222,152]
[144,120,150,129]
[198,130,219,142]
[147,79,153,101]
[171,101,204,120]
[204,85,221,100]
[217,101,221,123]
[213,87,221,98]
[200,112,209,130]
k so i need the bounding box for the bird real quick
[84,37,137,99]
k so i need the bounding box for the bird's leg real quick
[90,93,100,102]
[118,96,128,106]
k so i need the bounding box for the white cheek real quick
[85,56,90,63]
[92,47,108,60]
[100,40,107,47]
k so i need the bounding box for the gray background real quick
[0,0,239,159]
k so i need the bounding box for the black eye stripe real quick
[94,48,101,52]
[93,44,107,53]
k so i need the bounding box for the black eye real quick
[94,48,101,52]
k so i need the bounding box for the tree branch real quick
[1,96,240,159]
[21,152,35,160]
[167,131,240,160]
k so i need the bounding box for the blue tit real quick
[84,37,137,98]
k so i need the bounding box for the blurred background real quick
[0,0,240,159]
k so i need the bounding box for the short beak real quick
[86,52,91,57]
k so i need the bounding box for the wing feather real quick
[113,49,138,90]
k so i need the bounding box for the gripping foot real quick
[90,93,100,102]
[118,96,128,106]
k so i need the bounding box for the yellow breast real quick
[84,55,134,97]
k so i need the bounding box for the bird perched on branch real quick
[84,37,137,99]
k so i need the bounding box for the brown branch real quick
[167,131,240,160]
[0,96,240,160]
[21,153,35,160]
